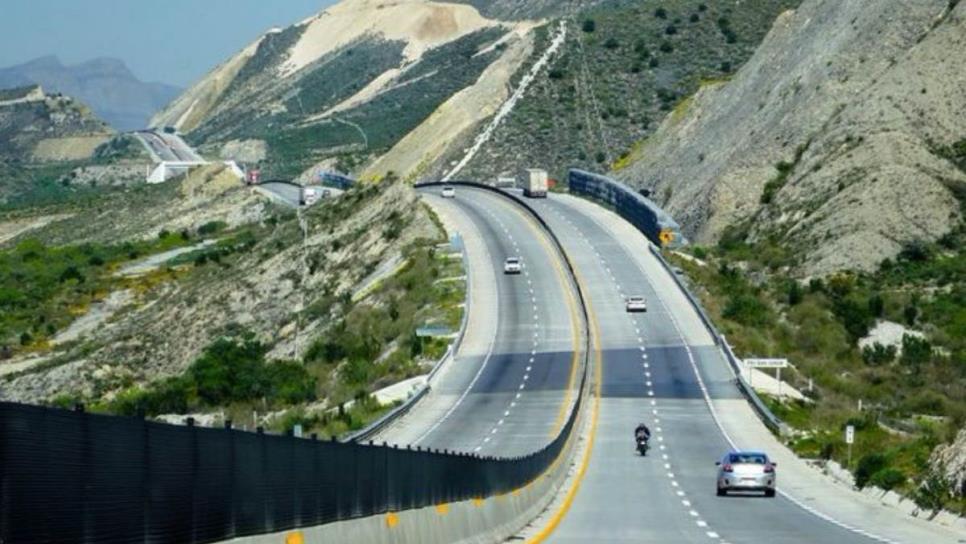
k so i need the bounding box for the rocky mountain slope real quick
[152,0,539,180]
[453,0,801,182]
[615,0,965,275]
[0,177,441,409]
[0,85,112,162]
[0,84,152,207]
[0,56,182,131]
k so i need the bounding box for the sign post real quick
[845,424,855,468]
[743,358,790,397]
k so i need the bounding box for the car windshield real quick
[729,453,768,464]
[506,258,519,263]
[629,297,644,302]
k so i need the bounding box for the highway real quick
[514,192,962,544]
[375,187,583,457]
[134,129,205,163]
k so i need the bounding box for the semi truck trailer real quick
[523,168,548,198]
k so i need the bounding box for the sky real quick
[0,0,339,88]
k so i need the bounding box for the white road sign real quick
[845,425,855,445]
[744,358,789,369]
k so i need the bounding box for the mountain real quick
[0,56,182,131]
[614,0,965,274]
[153,0,534,180]
[0,84,112,162]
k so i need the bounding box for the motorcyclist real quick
[634,422,651,443]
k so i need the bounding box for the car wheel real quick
[765,489,776,498]
[716,486,726,497]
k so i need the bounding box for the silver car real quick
[716,451,776,497]
[625,295,648,313]
[503,257,522,274]
[441,186,456,198]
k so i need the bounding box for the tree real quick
[655,7,668,19]
[862,343,896,366]
[900,334,932,368]
[659,41,674,53]
[604,37,620,49]
[582,18,596,32]
[665,25,678,35]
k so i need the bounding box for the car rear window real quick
[729,453,768,464]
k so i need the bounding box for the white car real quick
[625,295,648,312]
[503,257,522,274]
[441,186,456,198]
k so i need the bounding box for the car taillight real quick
[764,464,774,473]
[722,464,733,473]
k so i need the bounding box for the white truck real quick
[300,187,320,206]
[523,169,549,198]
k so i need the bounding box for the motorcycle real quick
[636,435,649,456]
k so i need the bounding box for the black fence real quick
[567,169,686,248]
[0,397,580,544]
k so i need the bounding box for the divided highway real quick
[375,186,583,457]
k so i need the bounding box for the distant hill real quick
[0,56,181,131]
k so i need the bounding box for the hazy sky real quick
[0,0,339,87]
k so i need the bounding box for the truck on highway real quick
[300,187,320,206]
[523,168,548,198]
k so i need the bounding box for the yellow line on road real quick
[527,263,603,543]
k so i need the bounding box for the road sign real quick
[744,358,789,369]
[845,424,855,468]
[659,229,675,246]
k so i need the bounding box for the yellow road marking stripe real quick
[525,246,604,543]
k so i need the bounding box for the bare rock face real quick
[931,428,966,497]
[617,0,965,275]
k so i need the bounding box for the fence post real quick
[141,414,150,542]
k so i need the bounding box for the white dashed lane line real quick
[543,209,729,543]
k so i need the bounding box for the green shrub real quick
[655,8,668,19]
[862,343,896,366]
[198,221,228,236]
[855,452,887,488]
[870,468,906,490]
[901,335,932,368]
[582,18,596,32]
[604,37,620,49]
[723,293,770,326]
[111,336,315,416]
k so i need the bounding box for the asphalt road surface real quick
[522,192,959,544]
[375,187,582,458]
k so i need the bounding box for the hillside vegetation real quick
[675,194,964,508]
[455,0,800,181]
[0,176,462,438]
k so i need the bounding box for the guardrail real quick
[568,169,686,249]
[647,246,789,436]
